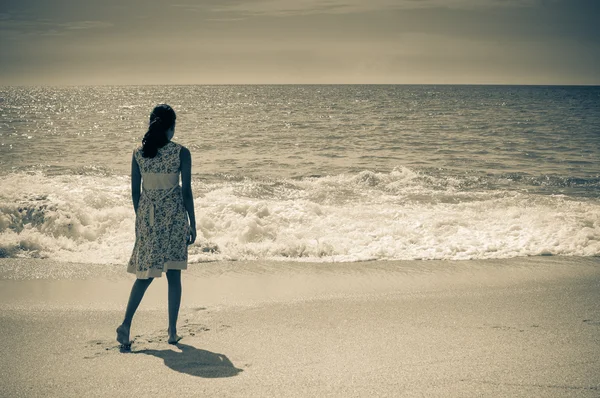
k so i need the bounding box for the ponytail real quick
[141,104,176,158]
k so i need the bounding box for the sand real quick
[1,257,599,397]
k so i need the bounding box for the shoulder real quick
[175,143,190,157]
[179,145,191,167]
[132,146,142,158]
[170,141,186,149]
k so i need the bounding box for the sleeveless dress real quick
[127,141,189,279]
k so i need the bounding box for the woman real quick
[117,104,197,349]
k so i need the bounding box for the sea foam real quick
[0,168,599,265]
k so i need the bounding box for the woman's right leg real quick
[117,277,154,344]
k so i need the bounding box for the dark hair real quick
[142,104,176,158]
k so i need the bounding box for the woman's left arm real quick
[180,147,196,244]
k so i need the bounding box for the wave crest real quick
[1,169,599,264]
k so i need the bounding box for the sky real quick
[0,0,599,85]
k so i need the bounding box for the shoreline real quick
[1,256,599,311]
[2,255,598,278]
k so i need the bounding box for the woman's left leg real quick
[166,269,182,344]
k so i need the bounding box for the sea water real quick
[0,85,599,265]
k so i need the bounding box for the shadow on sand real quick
[135,343,243,378]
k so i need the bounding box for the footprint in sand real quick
[180,322,211,335]
[489,325,525,332]
[583,319,600,326]
[83,321,211,358]
[218,324,231,331]
[83,340,122,358]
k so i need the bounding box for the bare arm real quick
[131,150,141,213]
[180,147,196,244]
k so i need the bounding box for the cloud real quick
[62,21,114,30]
[205,17,246,22]
[201,0,539,17]
[0,17,113,38]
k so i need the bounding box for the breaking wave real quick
[0,168,599,265]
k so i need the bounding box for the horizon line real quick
[2,83,600,88]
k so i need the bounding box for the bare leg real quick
[117,277,154,345]
[166,269,182,344]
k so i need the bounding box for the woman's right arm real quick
[131,150,141,214]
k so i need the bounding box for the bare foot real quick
[168,328,182,345]
[116,324,130,345]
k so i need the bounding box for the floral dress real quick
[127,141,189,279]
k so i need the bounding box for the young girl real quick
[117,104,197,349]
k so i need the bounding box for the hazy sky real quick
[1,0,599,85]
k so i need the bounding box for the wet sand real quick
[1,257,599,397]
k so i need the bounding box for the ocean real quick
[1,85,599,267]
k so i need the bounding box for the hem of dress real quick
[127,260,187,279]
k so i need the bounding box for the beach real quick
[1,84,599,396]
[1,256,599,397]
